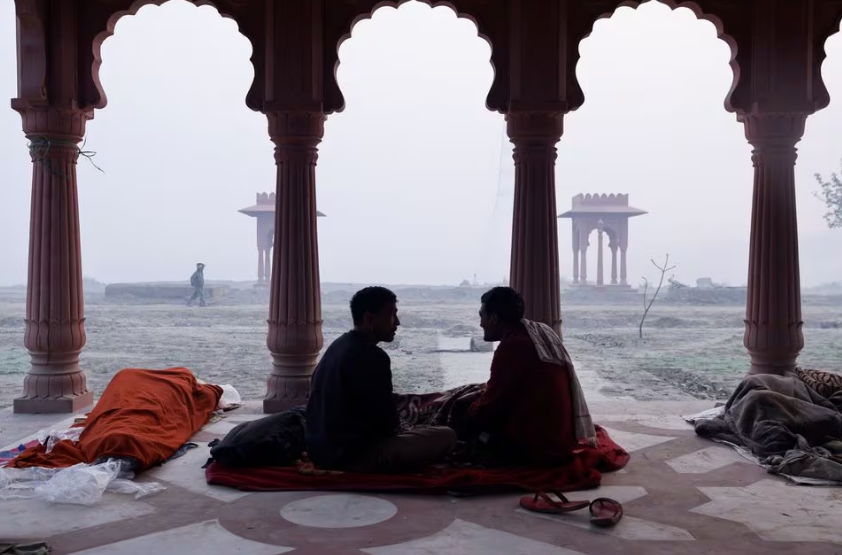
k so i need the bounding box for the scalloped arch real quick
[327,0,505,114]
[578,0,741,113]
[814,8,842,113]
[90,0,258,111]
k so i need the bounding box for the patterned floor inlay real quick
[362,519,594,555]
[692,479,842,544]
[280,494,399,528]
[666,445,751,474]
[66,520,287,555]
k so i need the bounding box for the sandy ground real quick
[0,291,840,409]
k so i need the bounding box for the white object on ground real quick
[682,406,725,423]
[217,384,241,409]
[34,426,84,454]
[0,459,166,505]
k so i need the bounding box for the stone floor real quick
[3,399,842,554]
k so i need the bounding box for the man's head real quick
[350,286,400,343]
[479,286,525,342]
[197,263,205,270]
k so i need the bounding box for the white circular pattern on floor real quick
[280,494,399,528]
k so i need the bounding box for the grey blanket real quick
[695,374,842,482]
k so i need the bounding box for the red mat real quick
[9,368,222,470]
[205,426,628,494]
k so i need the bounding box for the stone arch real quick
[575,0,741,113]
[88,0,260,111]
[814,8,842,113]
[324,0,507,114]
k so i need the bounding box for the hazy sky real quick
[0,1,840,288]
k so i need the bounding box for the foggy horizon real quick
[1,1,840,290]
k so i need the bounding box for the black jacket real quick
[305,331,400,468]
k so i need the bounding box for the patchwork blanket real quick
[694,373,842,483]
[394,383,484,437]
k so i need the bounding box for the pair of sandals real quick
[519,491,624,527]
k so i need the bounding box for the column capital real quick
[505,110,564,143]
[14,106,92,142]
[266,110,325,144]
[739,113,807,163]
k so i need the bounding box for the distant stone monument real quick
[239,193,326,284]
[558,194,647,287]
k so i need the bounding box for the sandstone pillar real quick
[264,111,324,413]
[572,245,580,284]
[507,111,563,334]
[596,221,605,286]
[264,247,272,284]
[14,108,94,413]
[257,248,265,283]
[620,247,628,286]
[580,247,588,285]
[610,244,618,285]
[741,113,806,375]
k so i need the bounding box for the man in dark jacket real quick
[306,286,456,473]
[187,263,206,307]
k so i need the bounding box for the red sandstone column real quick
[507,111,563,334]
[264,111,324,413]
[264,247,272,284]
[610,244,618,285]
[257,248,265,283]
[13,108,94,413]
[741,113,806,375]
[572,246,580,284]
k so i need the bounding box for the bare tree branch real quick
[639,254,676,339]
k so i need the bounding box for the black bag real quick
[208,406,306,468]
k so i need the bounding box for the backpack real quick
[208,406,306,468]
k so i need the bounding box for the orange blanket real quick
[9,367,222,470]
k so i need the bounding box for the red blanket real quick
[205,426,628,493]
[9,368,222,470]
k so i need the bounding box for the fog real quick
[0,1,839,289]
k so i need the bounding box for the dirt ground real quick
[0,289,840,410]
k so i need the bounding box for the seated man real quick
[467,286,596,465]
[306,286,457,473]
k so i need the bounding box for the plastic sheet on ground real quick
[217,384,241,409]
[0,458,166,505]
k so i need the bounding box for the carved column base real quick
[263,352,320,413]
[747,354,798,376]
[15,353,93,413]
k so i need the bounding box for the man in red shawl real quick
[467,286,596,465]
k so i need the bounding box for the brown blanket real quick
[8,367,222,470]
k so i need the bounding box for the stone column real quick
[610,244,618,285]
[264,111,324,413]
[579,246,588,285]
[257,248,265,283]
[572,246,580,284]
[596,220,605,286]
[741,113,806,375]
[14,108,94,413]
[507,111,563,334]
[620,247,628,286]
[264,247,272,284]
